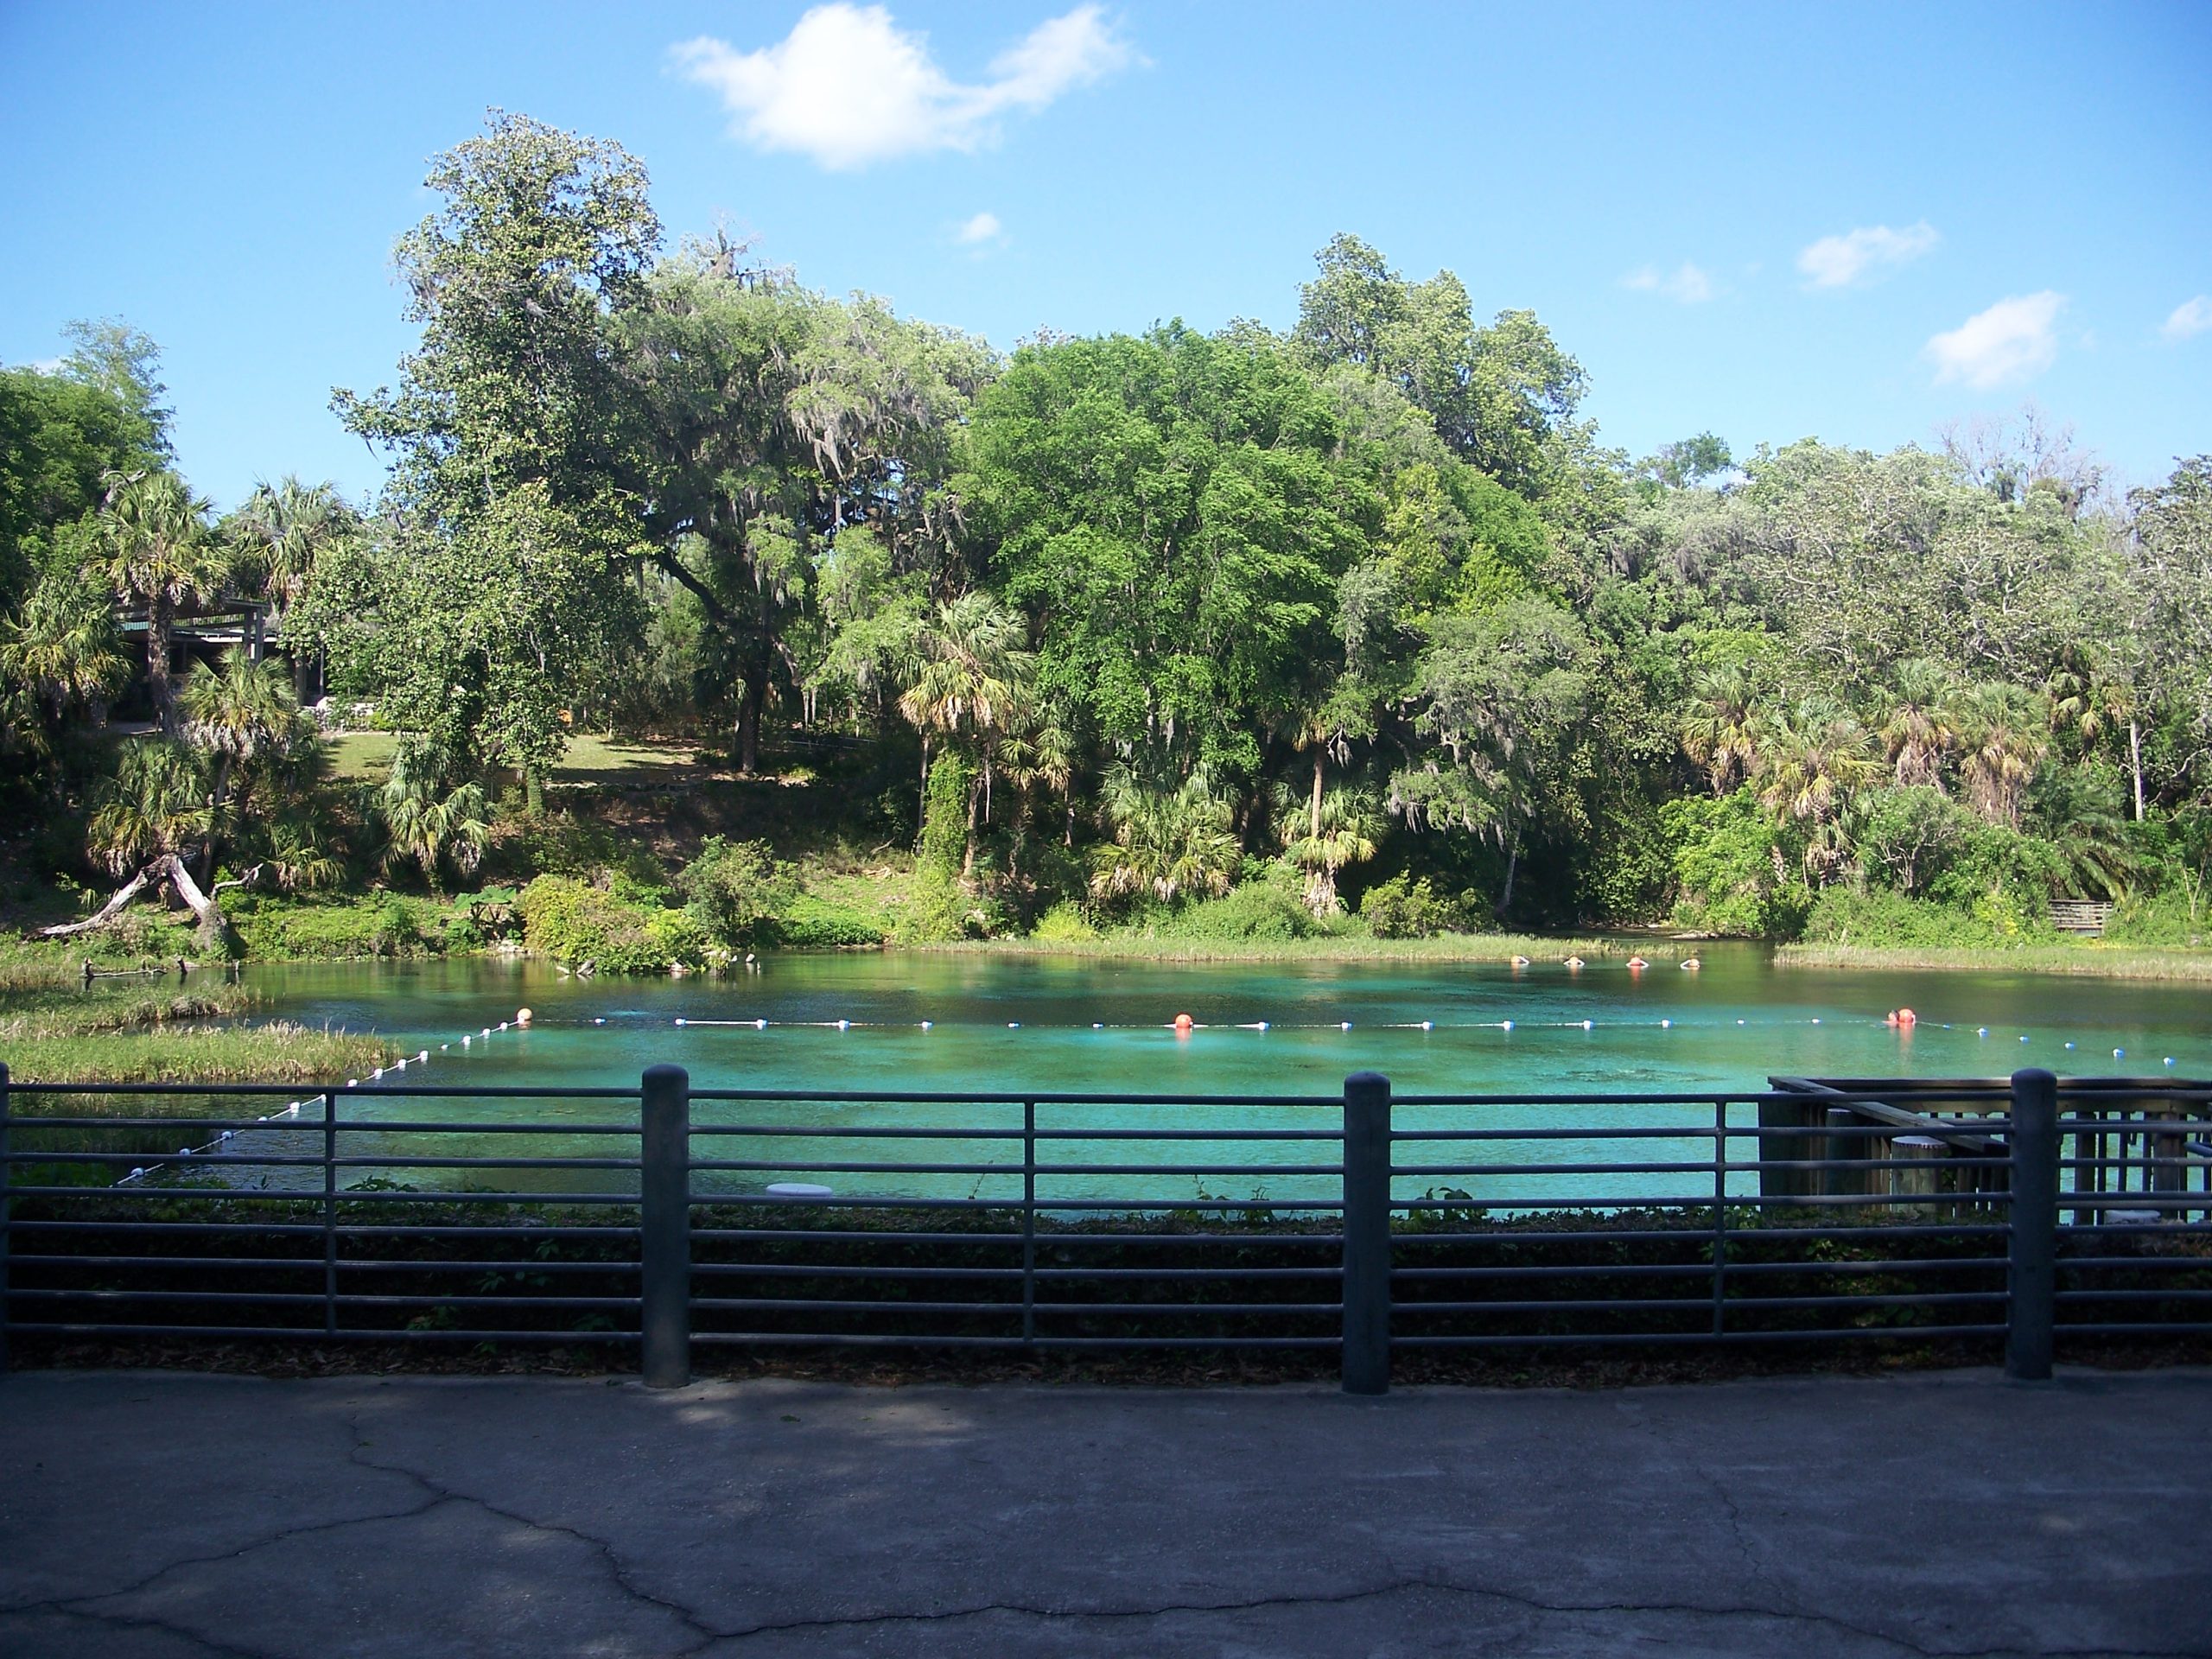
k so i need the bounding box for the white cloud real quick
[1925,292,2065,389]
[1623,262,1716,304]
[1796,222,1940,289]
[673,3,1138,170]
[956,211,1003,245]
[2164,295,2212,341]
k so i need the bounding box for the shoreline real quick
[904,932,1659,965]
[1775,942,2212,982]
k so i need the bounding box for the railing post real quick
[1,1062,11,1375]
[1021,1099,1037,1347]
[2006,1068,2058,1382]
[321,1090,337,1338]
[1342,1071,1392,1395]
[640,1065,692,1389]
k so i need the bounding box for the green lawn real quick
[325,731,700,785]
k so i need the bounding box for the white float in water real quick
[837,1019,850,1031]
[2165,1057,2177,1067]
[756,1019,767,1030]
[1661,1019,1671,1029]
[1341,1021,1352,1031]
[766,1182,834,1199]
[1581,1019,1593,1031]
[1258,1020,1269,1032]
[417,1051,429,1062]
[1093,1022,1103,1029]
[675,1017,687,1027]
[1979,1028,1988,1037]
[1421,1020,1433,1031]
[2113,1048,2125,1059]
[480,1028,491,1038]
[2065,1042,2075,1050]
[1812,1018,1821,1025]
[918,1020,931,1031]
[1008,1021,1020,1029]
[594,1017,606,1026]
[1501,1020,1513,1032]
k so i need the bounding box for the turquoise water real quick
[231,946,2210,1205]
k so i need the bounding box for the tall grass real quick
[1776,942,2212,982]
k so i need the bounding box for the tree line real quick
[4,111,2209,950]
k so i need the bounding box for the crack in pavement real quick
[7,1599,276,1659]
[691,1572,2198,1659]
[342,1414,728,1653]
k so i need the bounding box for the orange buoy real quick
[1897,1007,1916,1027]
[1681,957,1700,970]
[1173,1013,1193,1033]
[516,1007,533,1027]
[1627,957,1649,970]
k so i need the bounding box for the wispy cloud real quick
[1797,222,1939,289]
[1623,262,1716,304]
[2164,296,2212,341]
[956,211,1004,246]
[1925,292,2065,389]
[673,3,1139,171]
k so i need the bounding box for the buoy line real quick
[115,1005,537,1188]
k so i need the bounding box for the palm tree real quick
[898,592,1034,871]
[94,470,228,734]
[1681,666,1758,796]
[1281,788,1380,916]
[1753,699,1879,827]
[1874,658,1959,790]
[181,653,304,882]
[1090,766,1240,906]
[1955,683,2048,829]
[376,745,491,891]
[85,741,210,877]
[232,476,352,699]
[0,562,127,752]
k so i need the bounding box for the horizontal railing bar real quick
[1394,1324,2009,1347]
[2056,1288,2212,1301]
[1392,1223,2013,1243]
[688,1160,1347,1177]
[3,1322,642,1344]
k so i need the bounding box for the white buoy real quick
[2021,1036,2029,1042]
[1501,1020,1513,1032]
[1421,1020,1433,1032]
[499,1021,509,1031]
[372,1067,384,1079]
[1978,1028,1988,1037]
[756,1019,767,1030]
[1811,1018,1821,1025]
[1738,1018,1745,1025]
[2164,1057,2176,1067]
[394,1059,406,1071]
[1257,1020,1269,1032]
[837,1019,850,1031]
[675,1017,688,1027]
[287,1104,300,1117]
[2065,1042,2075,1050]
[442,1043,449,1051]
[2113,1047,2125,1059]
[130,1167,145,1180]
[1661,1019,1671,1029]
[417,1051,429,1062]
[919,1020,931,1030]
[1341,1020,1352,1031]
[1093,1022,1103,1029]
[462,1036,470,1046]
[594,1017,606,1025]
[1581,1019,1593,1031]
[177,1147,191,1157]
[346,1079,359,1088]
[480,1027,491,1037]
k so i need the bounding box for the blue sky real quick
[3,1,2206,510]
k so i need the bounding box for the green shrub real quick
[676,837,796,947]
[1663,790,1809,938]
[2106,889,2207,948]
[228,894,444,960]
[1358,874,1474,938]
[518,875,703,973]
[1167,883,1317,942]
[1029,900,1098,942]
[773,893,887,948]
[1801,887,2011,950]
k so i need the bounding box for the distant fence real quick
[2,1064,2207,1392]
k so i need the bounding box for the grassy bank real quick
[0,957,392,1085]
[1775,941,2212,982]
[915,931,1649,964]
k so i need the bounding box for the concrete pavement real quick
[2,1366,2208,1657]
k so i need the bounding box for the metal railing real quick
[3,1064,2207,1392]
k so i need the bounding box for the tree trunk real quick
[1499,828,1521,916]
[734,662,768,773]
[149,592,175,735]
[40,854,238,953]
[197,757,234,887]
[2130,720,2145,822]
